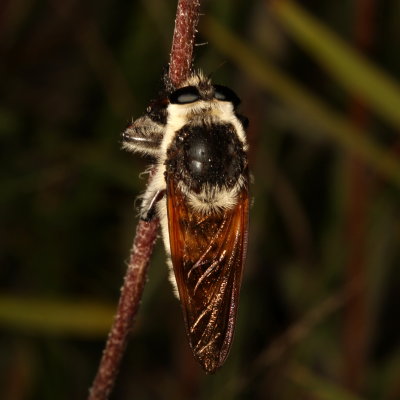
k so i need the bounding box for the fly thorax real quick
[165,123,246,194]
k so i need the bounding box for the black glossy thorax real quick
[166,122,246,193]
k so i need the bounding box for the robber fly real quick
[122,71,249,373]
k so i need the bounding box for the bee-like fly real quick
[122,71,249,373]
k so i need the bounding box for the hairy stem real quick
[169,0,200,87]
[88,1,201,399]
[88,219,159,400]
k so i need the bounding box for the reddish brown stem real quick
[88,1,201,399]
[169,0,200,87]
[88,219,159,400]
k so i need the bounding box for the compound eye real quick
[213,84,241,106]
[169,86,200,104]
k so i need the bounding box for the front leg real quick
[123,98,169,219]
[122,115,165,157]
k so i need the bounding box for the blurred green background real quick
[2,0,400,399]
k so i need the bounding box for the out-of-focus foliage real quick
[1,0,400,399]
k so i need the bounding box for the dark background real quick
[2,0,400,399]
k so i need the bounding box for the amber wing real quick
[167,178,249,373]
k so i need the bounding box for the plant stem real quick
[87,1,201,399]
[169,0,200,87]
[88,219,159,400]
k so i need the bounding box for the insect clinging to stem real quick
[122,70,250,373]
